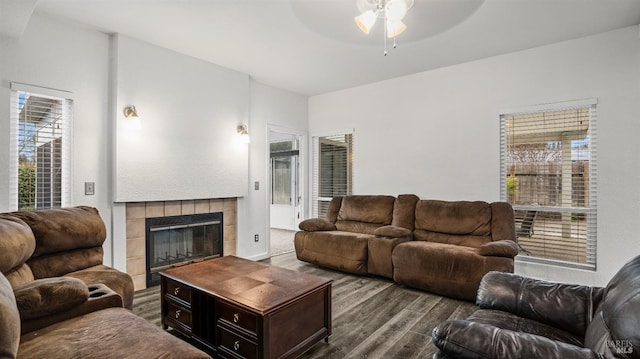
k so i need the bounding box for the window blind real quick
[501,101,597,270]
[311,133,354,218]
[10,84,73,210]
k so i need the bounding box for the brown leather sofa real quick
[392,200,518,300]
[0,206,211,358]
[295,195,518,301]
[432,254,640,358]
[294,194,419,278]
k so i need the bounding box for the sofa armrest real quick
[432,320,600,359]
[20,283,123,334]
[298,218,336,232]
[478,240,518,257]
[373,225,412,238]
[476,271,605,337]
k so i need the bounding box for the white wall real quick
[309,26,640,286]
[0,13,308,268]
[0,13,114,263]
[113,35,250,202]
[238,81,308,260]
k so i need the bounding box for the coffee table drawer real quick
[164,278,192,304]
[165,301,192,329]
[218,326,258,359]
[218,301,258,335]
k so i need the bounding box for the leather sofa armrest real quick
[478,240,518,257]
[373,225,412,238]
[20,283,123,334]
[476,271,605,337]
[432,320,600,359]
[298,218,336,232]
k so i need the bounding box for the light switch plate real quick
[84,182,95,195]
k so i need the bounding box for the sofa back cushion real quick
[0,215,36,274]
[584,255,640,357]
[391,194,420,230]
[335,195,395,234]
[11,206,106,257]
[414,200,492,247]
[0,272,20,358]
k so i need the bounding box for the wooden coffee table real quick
[160,256,332,359]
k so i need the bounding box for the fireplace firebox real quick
[146,212,223,287]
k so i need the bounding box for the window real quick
[500,99,597,269]
[270,138,299,206]
[311,133,354,217]
[10,83,73,210]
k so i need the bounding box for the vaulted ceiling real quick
[3,0,640,95]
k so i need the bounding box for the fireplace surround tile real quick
[125,198,237,291]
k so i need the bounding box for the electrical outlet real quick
[84,182,95,195]
[254,234,259,242]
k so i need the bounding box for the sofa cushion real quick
[415,200,492,236]
[14,277,88,320]
[18,307,211,359]
[5,264,35,289]
[391,194,419,230]
[0,214,36,274]
[11,206,106,257]
[294,231,369,275]
[0,272,20,359]
[337,195,395,225]
[28,247,104,279]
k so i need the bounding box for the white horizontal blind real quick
[501,102,597,269]
[311,133,354,218]
[10,85,73,210]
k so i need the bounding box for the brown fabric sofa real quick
[432,254,640,358]
[0,206,211,359]
[294,194,419,278]
[295,196,518,301]
[392,200,518,300]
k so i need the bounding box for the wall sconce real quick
[237,124,250,143]
[123,105,141,130]
[123,105,139,118]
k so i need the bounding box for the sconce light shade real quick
[237,124,250,143]
[123,105,139,118]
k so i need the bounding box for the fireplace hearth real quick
[146,212,223,286]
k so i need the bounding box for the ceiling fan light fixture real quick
[386,19,407,38]
[385,0,408,21]
[355,10,378,34]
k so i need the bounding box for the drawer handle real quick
[234,340,240,351]
[174,287,180,296]
[233,313,239,323]
[175,310,181,319]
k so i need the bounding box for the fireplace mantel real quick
[125,198,237,290]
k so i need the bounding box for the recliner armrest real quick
[432,320,600,359]
[373,225,412,238]
[478,240,518,257]
[476,271,604,337]
[298,218,336,232]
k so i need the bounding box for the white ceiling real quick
[6,0,640,95]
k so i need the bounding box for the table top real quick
[161,256,332,314]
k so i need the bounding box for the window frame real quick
[311,130,354,218]
[500,99,597,270]
[9,82,74,211]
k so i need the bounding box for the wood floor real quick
[132,252,477,358]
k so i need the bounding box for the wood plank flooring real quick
[132,252,477,358]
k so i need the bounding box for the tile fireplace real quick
[126,198,237,290]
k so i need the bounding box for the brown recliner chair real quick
[431,255,640,358]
